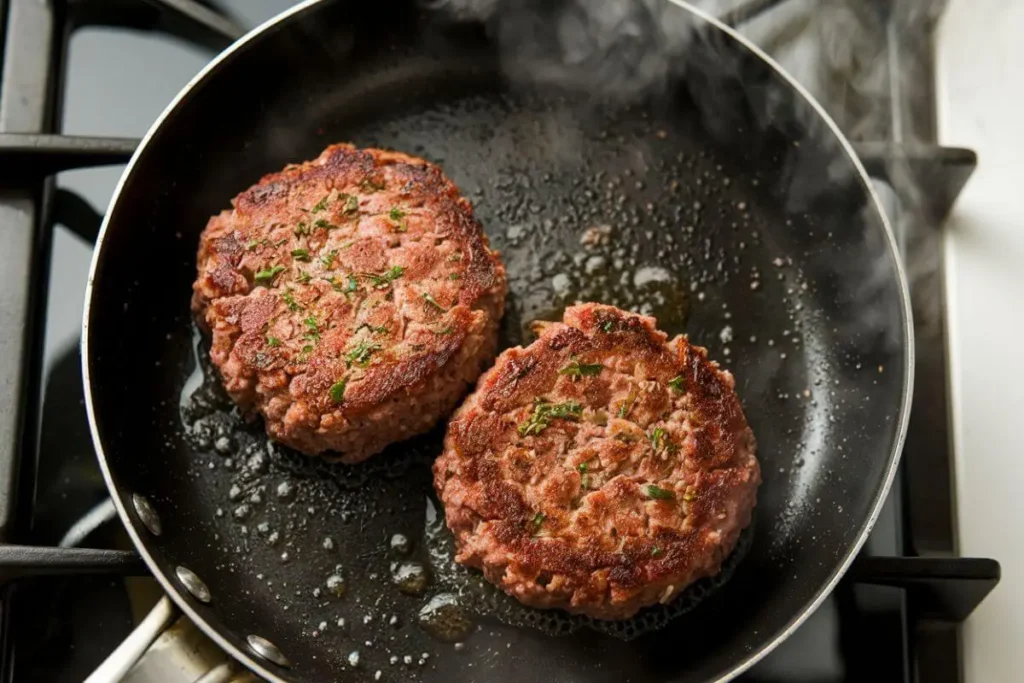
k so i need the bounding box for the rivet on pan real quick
[132,493,162,536]
[247,634,291,667]
[175,565,212,603]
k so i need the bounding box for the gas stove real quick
[0,1,1000,681]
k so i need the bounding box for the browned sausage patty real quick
[433,303,759,619]
[192,144,507,463]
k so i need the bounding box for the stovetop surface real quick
[1,1,988,682]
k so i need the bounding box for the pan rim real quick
[80,1,915,681]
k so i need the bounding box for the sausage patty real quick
[192,144,507,463]
[433,303,759,619]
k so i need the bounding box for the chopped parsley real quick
[652,547,662,557]
[365,265,404,288]
[346,341,381,367]
[254,264,285,286]
[294,221,310,237]
[291,248,311,262]
[298,343,313,362]
[422,292,447,312]
[517,399,583,436]
[617,391,638,419]
[577,462,588,474]
[449,273,460,280]
[437,326,453,335]
[282,288,303,311]
[529,512,546,534]
[246,239,259,251]
[645,484,675,500]
[266,336,281,347]
[328,379,347,403]
[389,206,406,221]
[303,315,321,341]
[296,270,311,284]
[314,218,338,231]
[600,320,616,332]
[340,194,359,214]
[320,250,338,268]
[649,427,666,451]
[559,356,604,381]
[311,195,330,213]
[667,375,685,392]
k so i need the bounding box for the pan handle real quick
[84,596,178,683]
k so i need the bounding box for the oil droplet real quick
[390,533,412,556]
[326,573,347,598]
[418,593,474,642]
[392,561,430,596]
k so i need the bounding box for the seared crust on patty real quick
[193,144,507,463]
[433,303,759,619]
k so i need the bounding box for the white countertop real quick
[937,1,1024,679]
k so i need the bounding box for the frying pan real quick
[82,0,912,681]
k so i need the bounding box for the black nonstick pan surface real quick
[82,1,912,681]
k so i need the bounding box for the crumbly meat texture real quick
[192,144,507,463]
[433,303,759,619]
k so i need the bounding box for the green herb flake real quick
[320,250,338,269]
[266,336,281,347]
[437,326,453,335]
[559,356,604,381]
[529,512,546,534]
[645,484,675,500]
[422,292,447,312]
[328,379,347,403]
[366,265,404,288]
[346,274,359,293]
[296,270,312,284]
[246,239,259,251]
[649,427,666,451]
[389,206,406,221]
[298,344,314,362]
[651,547,662,557]
[282,288,303,311]
[254,264,285,286]
[355,323,389,335]
[577,462,588,474]
[311,195,330,213]
[448,273,460,280]
[314,218,339,231]
[601,320,616,332]
[294,222,310,237]
[303,316,321,341]
[617,392,638,419]
[346,341,381,368]
[517,399,584,436]
[340,194,359,214]
[667,375,685,393]
[291,248,311,262]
